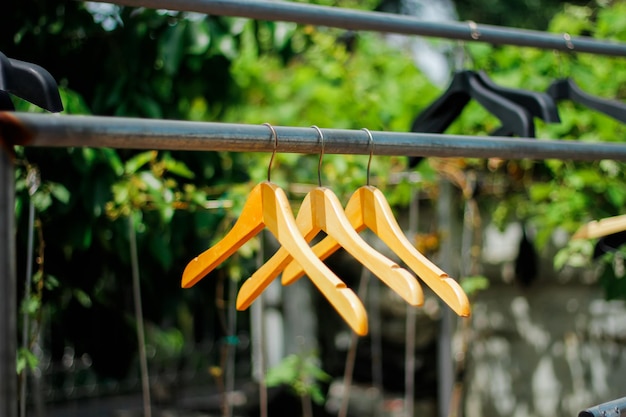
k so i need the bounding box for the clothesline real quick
[4,112,626,161]
[86,0,626,57]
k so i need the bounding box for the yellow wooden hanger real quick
[572,214,626,240]
[240,129,470,317]
[182,124,368,336]
[237,126,424,311]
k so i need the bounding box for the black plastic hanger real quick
[475,70,561,124]
[409,70,534,167]
[547,78,626,124]
[0,51,63,113]
[0,91,14,111]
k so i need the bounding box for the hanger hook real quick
[361,128,374,186]
[312,125,324,187]
[263,122,278,182]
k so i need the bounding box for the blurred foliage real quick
[2,0,437,380]
[4,0,626,383]
[265,352,331,406]
[455,0,589,30]
[452,1,626,298]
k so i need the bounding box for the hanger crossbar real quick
[3,112,626,161]
[84,0,626,57]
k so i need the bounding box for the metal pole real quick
[4,113,626,161]
[0,148,17,417]
[405,186,420,417]
[84,0,626,57]
[437,180,455,417]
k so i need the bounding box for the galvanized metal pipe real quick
[85,0,626,57]
[4,112,626,161]
[0,148,17,417]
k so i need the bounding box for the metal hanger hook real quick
[263,122,278,182]
[361,128,374,186]
[312,125,324,187]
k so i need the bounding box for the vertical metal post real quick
[437,179,455,417]
[0,148,17,417]
[405,184,420,417]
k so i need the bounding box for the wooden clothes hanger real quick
[572,214,626,240]
[280,185,471,317]
[284,129,469,316]
[240,129,471,317]
[182,124,368,336]
[237,126,424,312]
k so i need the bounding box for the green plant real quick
[266,352,331,417]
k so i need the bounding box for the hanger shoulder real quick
[568,79,626,123]
[236,246,292,310]
[475,70,560,123]
[280,189,367,285]
[182,183,266,288]
[0,52,63,112]
[240,188,345,310]
[356,186,471,316]
[235,182,310,308]
[573,214,626,240]
[411,71,470,135]
[281,225,355,286]
[467,73,535,137]
[548,78,626,123]
[262,184,368,335]
[310,187,423,306]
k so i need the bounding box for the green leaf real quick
[125,151,156,175]
[265,355,299,387]
[59,87,91,115]
[31,191,52,212]
[460,276,489,297]
[16,348,39,374]
[73,289,92,308]
[21,297,41,316]
[100,148,125,176]
[606,185,626,209]
[45,274,60,290]
[140,171,164,196]
[49,183,70,204]
[163,157,195,179]
[529,183,553,202]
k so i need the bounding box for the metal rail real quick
[85,0,626,57]
[579,396,626,417]
[3,112,626,161]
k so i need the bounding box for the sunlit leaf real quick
[125,151,156,175]
[163,157,195,179]
[49,183,70,204]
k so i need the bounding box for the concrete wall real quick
[464,223,626,417]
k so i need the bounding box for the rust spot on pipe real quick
[0,112,35,159]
